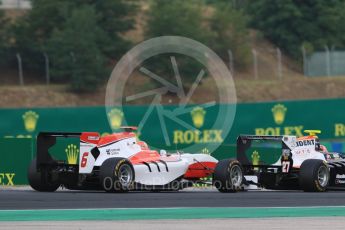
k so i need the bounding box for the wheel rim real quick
[317,166,329,187]
[229,165,242,187]
[118,164,133,187]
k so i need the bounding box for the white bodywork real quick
[79,136,218,186]
[133,160,189,185]
[133,154,217,186]
[79,142,97,174]
[274,136,326,168]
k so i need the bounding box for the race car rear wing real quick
[36,132,82,169]
[236,135,289,165]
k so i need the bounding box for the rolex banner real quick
[2,99,344,142]
[0,138,33,186]
[0,98,345,185]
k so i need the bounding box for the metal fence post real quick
[276,48,282,79]
[324,45,331,77]
[228,49,234,76]
[252,49,258,79]
[70,51,76,63]
[43,53,50,85]
[301,46,308,76]
[16,53,24,85]
[232,0,236,8]
[331,45,336,76]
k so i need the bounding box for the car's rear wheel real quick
[299,159,329,192]
[213,159,243,193]
[27,158,60,192]
[100,158,135,193]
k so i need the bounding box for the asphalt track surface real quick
[2,188,345,210]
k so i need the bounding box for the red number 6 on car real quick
[81,152,88,168]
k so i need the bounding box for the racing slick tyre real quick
[299,159,329,192]
[27,158,60,192]
[213,159,243,193]
[100,158,135,193]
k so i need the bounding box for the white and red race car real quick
[28,127,242,193]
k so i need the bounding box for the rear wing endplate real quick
[237,135,285,165]
[36,132,81,168]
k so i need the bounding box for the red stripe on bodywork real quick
[98,132,135,146]
[80,132,100,144]
[129,151,181,165]
[184,162,216,179]
[297,136,315,140]
[129,150,161,165]
[138,141,149,150]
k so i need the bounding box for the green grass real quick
[2,206,345,221]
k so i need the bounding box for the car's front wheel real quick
[213,159,243,193]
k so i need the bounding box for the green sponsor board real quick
[0,137,79,185]
[0,98,345,185]
[0,138,33,185]
[1,98,345,143]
